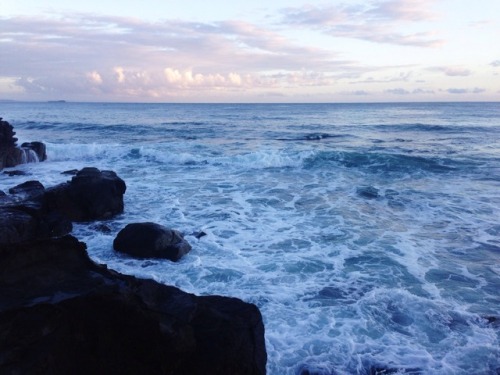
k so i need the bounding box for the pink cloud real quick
[279,0,443,47]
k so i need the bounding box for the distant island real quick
[48,100,67,103]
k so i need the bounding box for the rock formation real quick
[0,167,267,374]
[0,118,47,170]
[0,235,266,374]
[114,222,192,261]
[44,167,126,221]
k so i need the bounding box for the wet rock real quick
[89,223,112,233]
[0,235,266,375]
[2,170,28,176]
[0,205,72,245]
[61,169,79,175]
[0,118,46,170]
[0,167,126,243]
[192,230,207,239]
[356,185,380,199]
[8,180,45,198]
[114,222,192,261]
[44,167,126,221]
[21,141,47,162]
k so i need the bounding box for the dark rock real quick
[0,119,46,169]
[61,169,79,175]
[0,235,267,374]
[193,230,207,239]
[0,168,125,243]
[357,186,380,199]
[21,141,47,162]
[114,222,192,261]
[8,180,45,197]
[89,223,112,233]
[0,204,72,245]
[0,190,5,197]
[44,167,126,221]
[3,170,28,176]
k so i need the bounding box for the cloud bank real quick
[0,1,497,102]
[279,0,443,47]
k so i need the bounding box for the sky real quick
[0,0,499,103]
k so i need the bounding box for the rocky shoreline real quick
[0,119,267,374]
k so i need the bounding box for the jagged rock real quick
[0,235,267,374]
[114,222,192,261]
[44,167,126,221]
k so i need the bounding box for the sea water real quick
[1,102,499,374]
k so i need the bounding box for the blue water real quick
[1,102,499,374]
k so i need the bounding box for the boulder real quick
[114,222,192,261]
[8,180,45,197]
[0,235,267,374]
[44,167,126,221]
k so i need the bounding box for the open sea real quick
[1,101,499,374]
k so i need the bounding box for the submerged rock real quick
[0,235,267,374]
[114,222,192,261]
[356,185,380,199]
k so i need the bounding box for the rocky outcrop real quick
[0,118,46,170]
[0,169,267,374]
[0,180,72,245]
[0,167,126,244]
[0,235,267,374]
[44,167,126,221]
[114,222,192,261]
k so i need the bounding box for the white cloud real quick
[87,71,103,84]
[114,67,126,83]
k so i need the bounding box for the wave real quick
[277,133,350,142]
[373,123,497,133]
[304,150,477,175]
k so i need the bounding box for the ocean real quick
[1,102,499,374]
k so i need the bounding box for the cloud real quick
[447,87,485,94]
[429,66,472,76]
[88,71,103,85]
[1,14,365,100]
[369,0,438,21]
[279,0,443,47]
[491,60,500,67]
[386,88,410,95]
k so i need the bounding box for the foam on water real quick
[1,102,499,374]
